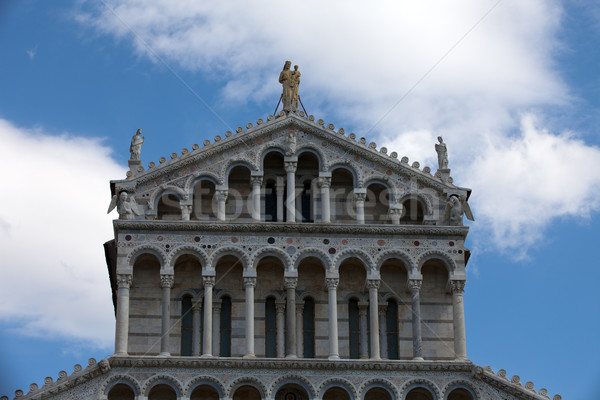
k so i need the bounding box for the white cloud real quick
[0,119,126,348]
[77,0,600,255]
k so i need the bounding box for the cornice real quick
[113,220,469,238]
[125,114,459,193]
[472,366,551,400]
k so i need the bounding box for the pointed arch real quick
[168,245,209,269]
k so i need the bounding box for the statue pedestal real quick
[128,160,143,177]
[435,168,451,183]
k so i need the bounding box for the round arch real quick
[297,146,325,171]
[185,172,222,193]
[228,376,268,399]
[397,191,433,216]
[318,378,357,400]
[223,160,259,179]
[333,248,374,273]
[363,178,396,202]
[168,245,209,269]
[148,185,188,211]
[210,246,249,270]
[260,146,287,164]
[293,248,331,271]
[185,376,226,399]
[400,379,440,400]
[251,246,293,272]
[360,379,398,400]
[126,245,167,269]
[142,375,183,398]
[102,375,141,398]
[417,250,457,274]
[270,375,316,399]
[442,381,479,400]
[375,249,417,274]
[329,164,359,186]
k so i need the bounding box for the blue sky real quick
[1,1,599,398]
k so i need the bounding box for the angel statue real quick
[107,192,143,220]
[442,195,474,226]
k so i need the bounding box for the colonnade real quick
[114,270,467,360]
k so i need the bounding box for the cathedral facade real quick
[5,100,560,400]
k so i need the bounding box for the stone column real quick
[202,276,215,357]
[159,274,174,356]
[296,301,304,357]
[180,200,192,221]
[368,279,380,359]
[451,280,467,360]
[285,277,297,357]
[389,205,401,225]
[311,180,319,222]
[408,279,423,360]
[285,161,297,222]
[216,189,228,221]
[358,302,369,359]
[115,274,132,356]
[192,300,202,356]
[354,190,367,224]
[212,300,222,357]
[243,277,256,357]
[251,176,263,221]
[276,177,285,222]
[379,304,387,359]
[326,278,340,360]
[319,176,331,223]
[276,302,286,358]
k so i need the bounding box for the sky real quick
[0,0,599,398]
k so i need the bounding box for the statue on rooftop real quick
[107,192,143,220]
[129,129,144,161]
[435,136,448,170]
[279,61,301,112]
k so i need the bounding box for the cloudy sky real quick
[1,0,599,398]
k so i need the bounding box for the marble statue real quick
[107,192,142,220]
[443,195,474,226]
[285,131,297,156]
[130,129,144,161]
[279,61,300,112]
[435,136,448,169]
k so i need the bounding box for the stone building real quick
[4,74,561,400]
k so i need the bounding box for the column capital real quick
[275,302,286,313]
[203,276,215,287]
[389,206,402,215]
[117,274,132,289]
[318,176,331,188]
[251,176,263,186]
[378,304,387,315]
[243,277,257,288]
[408,279,422,291]
[192,301,202,312]
[367,279,380,290]
[216,189,228,201]
[354,192,367,202]
[284,161,297,173]
[284,277,298,289]
[160,274,174,288]
[326,277,339,290]
[450,280,466,294]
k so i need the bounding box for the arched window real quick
[348,298,360,359]
[192,179,216,220]
[227,165,252,220]
[148,384,177,400]
[386,299,399,359]
[220,296,232,357]
[265,296,277,357]
[107,383,135,400]
[180,296,193,356]
[405,386,435,400]
[446,386,475,400]
[365,183,391,224]
[365,387,393,400]
[190,384,220,400]
[400,198,424,224]
[330,168,354,223]
[233,385,262,400]
[157,193,181,220]
[303,298,315,358]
